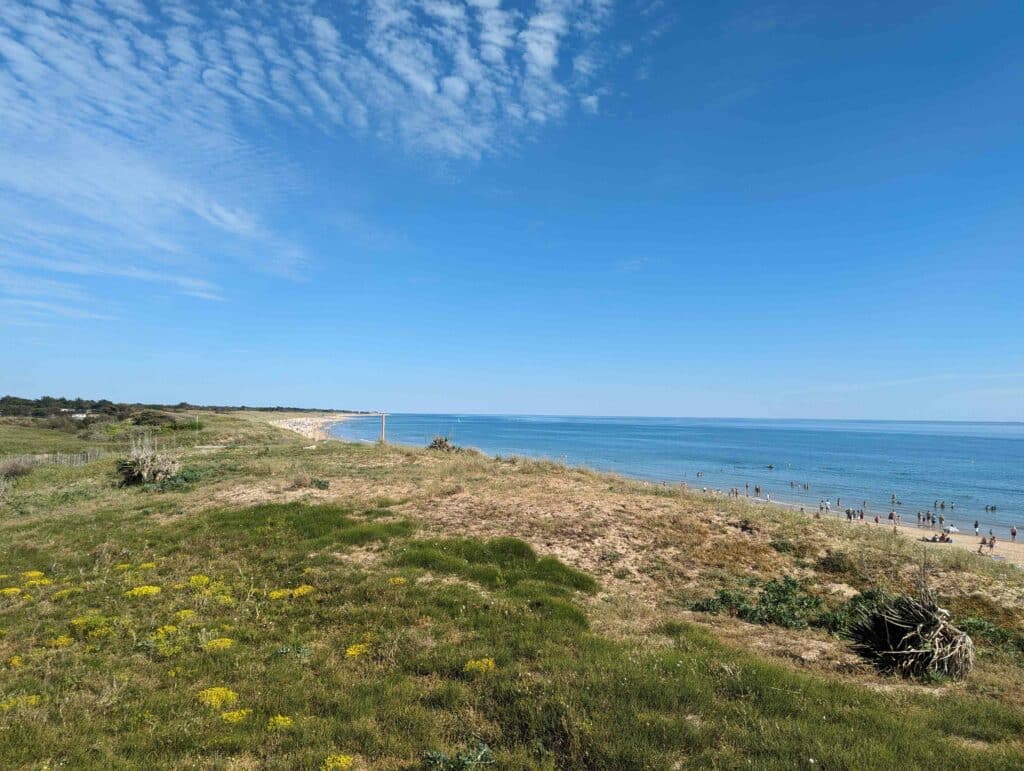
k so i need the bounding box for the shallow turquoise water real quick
[331,415,1024,537]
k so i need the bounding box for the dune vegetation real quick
[2,411,1024,769]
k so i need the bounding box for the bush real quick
[287,474,328,490]
[428,436,458,452]
[816,589,889,635]
[422,741,494,770]
[116,437,179,486]
[155,467,202,492]
[0,458,34,479]
[131,410,177,427]
[692,578,822,630]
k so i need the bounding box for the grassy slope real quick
[1,414,1023,769]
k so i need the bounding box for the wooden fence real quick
[0,449,107,470]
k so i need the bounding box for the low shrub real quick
[0,458,34,479]
[692,577,822,630]
[155,467,203,492]
[422,741,494,770]
[116,437,179,486]
[428,436,459,452]
[816,589,889,635]
[955,618,1024,654]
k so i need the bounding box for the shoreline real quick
[271,413,372,442]
[740,494,1024,568]
[322,417,1023,568]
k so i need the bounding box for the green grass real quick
[3,417,1024,768]
[2,501,1024,768]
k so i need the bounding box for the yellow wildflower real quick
[345,643,370,658]
[267,714,294,730]
[220,708,252,724]
[52,588,81,601]
[124,585,161,598]
[463,657,496,675]
[0,587,22,598]
[291,584,315,598]
[203,638,235,652]
[268,589,291,600]
[214,593,235,606]
[153,624,178,638]
[48,635,74,649]
[188,574,211,589]
[0,574,8,579]
[197,687,238,709]
[7,655,24,669]
[174,609,196,622]
[323,754,355,770]
[388,576,408,586]
[20,571,45,580]
[138,562,157,570]
[70,614,111,639]
[0,695,42,711]
[114,563,132,572]
[24,578,53,587]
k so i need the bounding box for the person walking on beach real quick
[1012,526,1018,543]
[974,520,980,536]
[989,535,997,554]
[917,512,922,527]
[979,537,988,555]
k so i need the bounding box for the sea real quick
[330,415,1024,537]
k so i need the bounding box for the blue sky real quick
[2,0,1022,420]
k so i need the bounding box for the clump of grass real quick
[390,537,597,594]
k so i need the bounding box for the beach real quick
[762,497,1024,568]
[270,413,359,441]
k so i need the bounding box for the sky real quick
[1,0,1022,421]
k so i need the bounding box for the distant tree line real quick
[0,396,363,418]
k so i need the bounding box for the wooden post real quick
[379,413,387,444]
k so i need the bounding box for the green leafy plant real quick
[422,741,494,770]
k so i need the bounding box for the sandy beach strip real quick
[271,413,363,441]
[745,495,1024,568]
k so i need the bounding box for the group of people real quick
[716,475,1017,553]
[916,511,948,529]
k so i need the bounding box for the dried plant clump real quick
[0,458,34,479]
[848,591,975,680]
[116,436,179,486]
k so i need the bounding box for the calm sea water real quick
[330,415,1024,536]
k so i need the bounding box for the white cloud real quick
[0,0,619,320]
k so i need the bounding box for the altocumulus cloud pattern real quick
[0,0,615,320]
